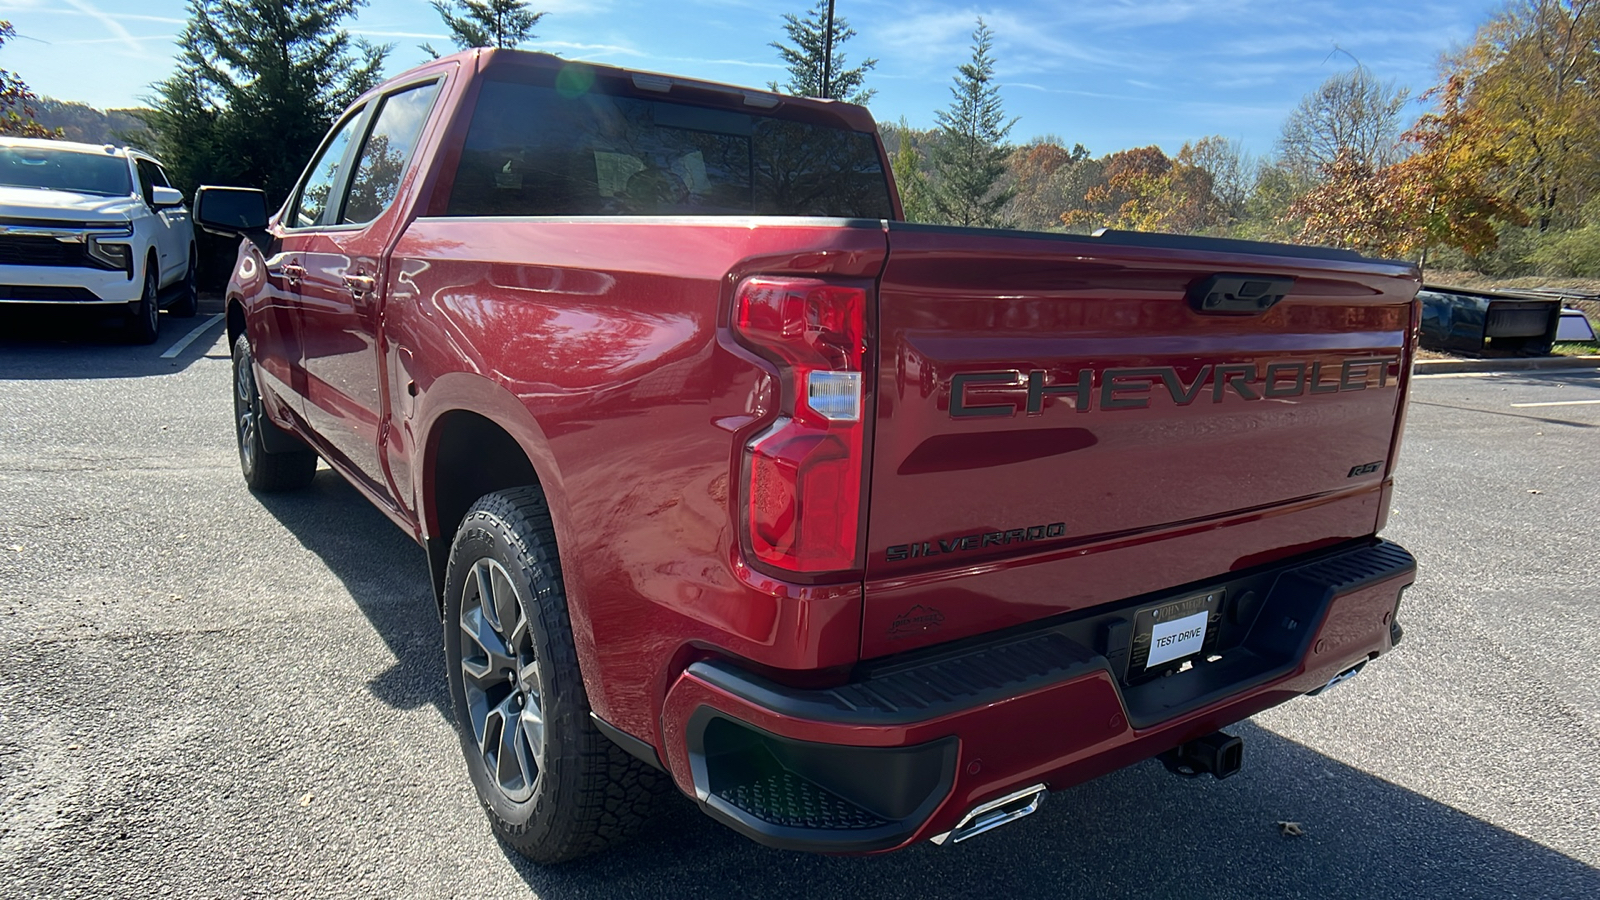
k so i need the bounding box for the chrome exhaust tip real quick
[928,783,1047,846]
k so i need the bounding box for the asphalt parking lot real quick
[1,306,1597,899]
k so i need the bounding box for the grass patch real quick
[1552,341,1600,357]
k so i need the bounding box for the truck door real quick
[295,79,444,508]
[273,104,370,436]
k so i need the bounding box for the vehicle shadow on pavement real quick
[0,300,224,379]
[512,721,1598,900]
[252,468,449,717]
[238,461,1598,899]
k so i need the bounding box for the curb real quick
[1413,355,1600,375]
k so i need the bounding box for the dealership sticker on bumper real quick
[1147,610,1209,668]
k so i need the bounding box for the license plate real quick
[1130,590,1222,674]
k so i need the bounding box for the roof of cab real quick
[360,47,880,134]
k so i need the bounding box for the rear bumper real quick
[658,539,1415,853]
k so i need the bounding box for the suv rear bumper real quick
[658,539,1415,853]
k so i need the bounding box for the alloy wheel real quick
[142,269,159,334]
[234,346,258,474]
[458,557,544,802]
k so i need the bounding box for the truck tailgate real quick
[861,225,1419,658]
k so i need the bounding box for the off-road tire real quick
[231,333,316,492]
[170,248,199,318]
[443,487,665,864]
[126,262,160,344]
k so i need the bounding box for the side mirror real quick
[194,185,269,237]
[151,185,186,210]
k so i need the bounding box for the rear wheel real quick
[169,248,199,318]
[126,262,160,344]
[443,488,664,864]
[232,333,316,492]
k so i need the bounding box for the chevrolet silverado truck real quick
[0,137,198,343]
[199,50,1420,862]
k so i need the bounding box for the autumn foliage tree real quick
[1389,74,1529,263]
[1060,145,1224,234]
[1446,0,1600,231]
[1289,73,1530,261]
[0,22,57,139]
[1003,138,1089,231]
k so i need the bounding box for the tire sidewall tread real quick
[442,487,662,864]
[231,334,316,492]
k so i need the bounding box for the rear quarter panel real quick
[389,217,887,742]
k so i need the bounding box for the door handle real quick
[276,262,305,285]
[343,274,376,296]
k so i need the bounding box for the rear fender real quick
[414,373,609,712]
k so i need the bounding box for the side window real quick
[291,109,365,228]
[340,81,442,225]
[135,159,157,205]
[140,160,170,187]
[136,159,170,207]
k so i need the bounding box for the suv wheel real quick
[126,263,160,344]
[170,248,199,318]
[443,488,664,864]
[232,333,316,491]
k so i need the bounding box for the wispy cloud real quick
[355,31,448,41]
[59,0,149,55]
[54,35,173,47]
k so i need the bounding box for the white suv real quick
[0,137,197,343]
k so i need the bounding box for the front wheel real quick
[231,333,316,492]
[126,263,160,344]
[443,488,664,864]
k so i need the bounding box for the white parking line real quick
[1414,367,1600,379]
[159,313,226,359]
[1509,398,1600,408]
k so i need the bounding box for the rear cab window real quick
[441,75,892,219]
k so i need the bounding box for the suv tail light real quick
[734,277,868,575]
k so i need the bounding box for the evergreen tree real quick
[888,119,933,222]
[422,0,545,58]
[769,1,876,104]
[930,19,1016,227]
[142,0,388,203]
[0,22,58,138]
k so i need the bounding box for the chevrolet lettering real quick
[950,357,1400,418]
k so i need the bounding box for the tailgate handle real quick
[1188,274,1295,315]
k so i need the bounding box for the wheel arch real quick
[225,295,247,348]
[415,373,571,607]
[417,374,621,742]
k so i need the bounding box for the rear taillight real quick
[734,277,868,575]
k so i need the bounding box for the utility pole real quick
[821,0,836,99]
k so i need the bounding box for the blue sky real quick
[0,0,1492,158]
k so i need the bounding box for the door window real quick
[135,158,168,206]
[290,109,365,228]
[340,81,442,225]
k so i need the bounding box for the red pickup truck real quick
[200,49,1419,862]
